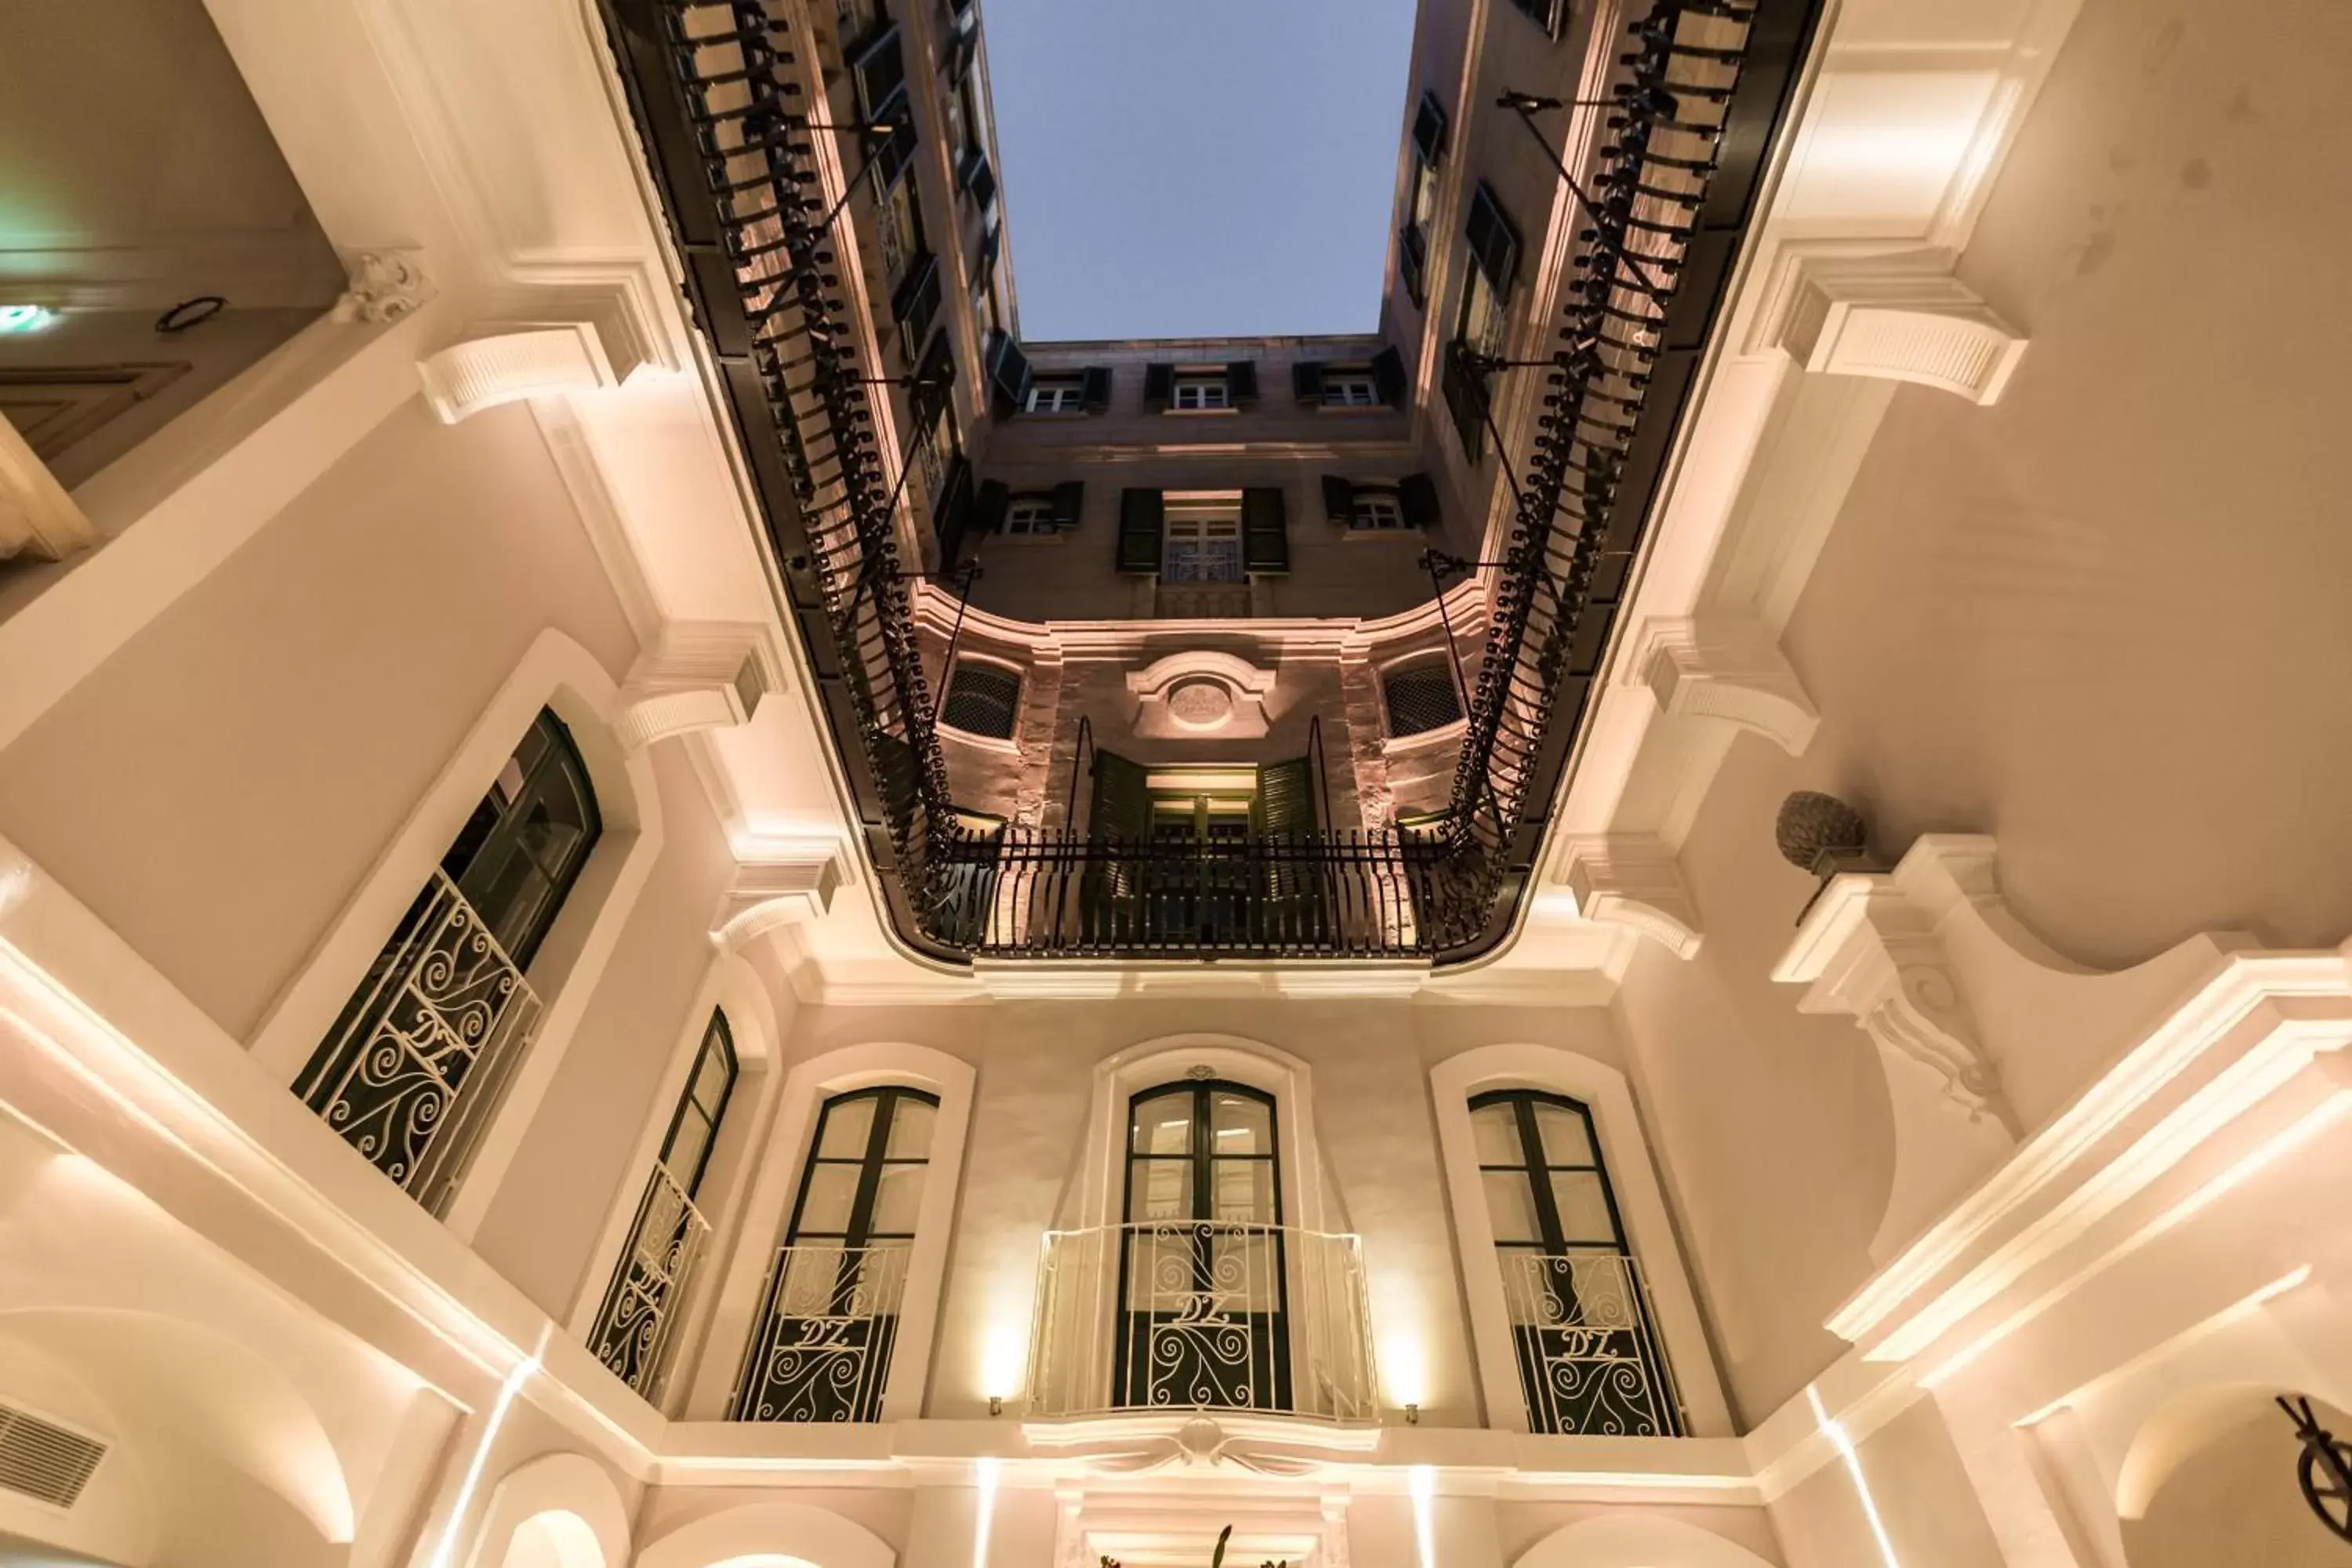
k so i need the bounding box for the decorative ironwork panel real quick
[731,1244,910,1422]
[590,1162,713,1402]
[1501,1251,1685,1436]
[299,871,543,1214]
[1029,1224,1377,1422]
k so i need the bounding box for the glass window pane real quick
[1124,1229,1192,1308]
[1212,1160,1275,1222]
[1484,1170,1541,1243]
[518,791,590,876]
[1534,1102,1596,1167]
[818,1097,877,1157]
[1131,1091,1192,1155]
[1209,1092,1271,1156]
[1551,1171,1621,1245]
[664,1107,714,1189]
[869,1163,926,1236]
[689,1047,734,1120]
[1207,1232,1281,1310]
[884,1097,937,1160]
[1471,1102,1525,1165]
[794,1163,860,1236]
[1128,1157,1191,1221]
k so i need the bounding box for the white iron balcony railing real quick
[1027,1222,1378,1422]
[588,1162,713,1403]
[730,1243,912,1422]
[1500,1250,1686,1437]
[297,869,542,1216]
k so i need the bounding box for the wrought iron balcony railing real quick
[598,0,1816,964]
[589,1161,714,1402]
[1026,1222,1379,1423]
[297,870,543,1215]
[730,1242,911,1421]
[1501,1250,1685,1437]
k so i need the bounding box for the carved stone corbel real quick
[712,841,847,950]
[1628,614,1820,756]
[1764,249,2029,405]
[615,622,785,752]
[1775,834,2020,1261]
[333,249,433,325]
[1558,834,1703,958]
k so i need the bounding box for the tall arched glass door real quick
[734,1085,938,1422]
[1471,1088,1682,1435]
[299,707,600,1211]
[1116,1080,1290,1411]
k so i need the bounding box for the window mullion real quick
[844,1090,895,1249]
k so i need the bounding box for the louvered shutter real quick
[1398,472,1441,528]
[934,455,974,564]
[1293,361,1327,405]
[1051,481,1084,531]
[913,331,955,422]
[893,252,942,341]
[1254,757,1317,834]
[1412,93,1448,165]
[1143,363,1174,412]
[1116,488,1163,573]
[1242,486,1288,572]
[973,477,1010,534]
[1372,345,1406,406]
[1087,749,1151,840]
[985,330,1033,416]
[1080,366,1112,412]
[1321,475,1356,523]
[852,27,905,114]
[1226,361,1259,408]
[1466,182,1521,295]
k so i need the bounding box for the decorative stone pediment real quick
[1024,1411,1374,1480]
[1126,651,1277,740]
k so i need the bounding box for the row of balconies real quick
[301,870,1684,1435]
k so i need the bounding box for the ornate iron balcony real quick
[1501,1250,1685,1436]
[590,1161,715,1402]
[730,1242,911,1421]
[297,870,543,1215]
[597,0,1817,964]
[1026,1222,1379,1423]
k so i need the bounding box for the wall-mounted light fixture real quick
[988,1395,1004,1417]
[0,304,57,335]
[1405,1403,1420,1425]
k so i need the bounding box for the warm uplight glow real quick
[429,1343,544,1568]
[1380,1330,1426,1410]
[0,303,56,334]
[1409,1464,1436,1568]
[972,1457,1001,1568]
[982,1316,1029,1406]
[1807,1386,1900,1568]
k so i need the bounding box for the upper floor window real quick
[1382,659,1465,737]
[1324,370,1378,407]
[299,707,599,1211]
[734,1086,939,1423]
[1399,93,1447,307]
[1145,361,1258,414]
[1443,183,1522,459]
[1472,1089,1682,1436]
[1028,378,1087,413]
[590,1011,738,1399]
[1506,0,1566,37]
[940,659,1022,741]
[1173,375,1229,412]
[1294,347,1406,410]
[1322,473,1440,533]
[1352,489,1405,531]
[1005,495,1058,535]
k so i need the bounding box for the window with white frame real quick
[1323,369,1379,408]
[1004,495,1059,535]
[1172,374,1229,411]
[1026,378,1086,413]
[1351,488,1407,531]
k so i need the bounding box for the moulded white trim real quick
[633,1500,895,1568]
[462,1450,633,1568]
[1511,1512,1777,1568]
[1428,1044,1733,1438]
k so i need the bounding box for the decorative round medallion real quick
[1166,678,1236,731]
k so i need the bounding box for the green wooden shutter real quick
[973,477,1010,534]
[1321,474,1355,523]
[1398,472,1441,528]
[1080,366,1112,412]
[1412,93,1448,165]
[1372,345,1406,406]
[1226,361,1259,408]
[852,26,905,114]
[1242,487,1288,572]
[985,330,1033,416]
[1254,757,1317,835]
[1142,363,1174,412]
[1116,488,1163,573]
[1051,481,1084,531]
[1088,750,1151,840]
[1292,361,1327,405]
[1466,182,1521,295]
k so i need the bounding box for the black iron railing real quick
[598,0,1815,964]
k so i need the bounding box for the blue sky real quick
[982,0,1420,342]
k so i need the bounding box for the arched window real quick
[298,707,601,1212]
[1471,1089,1682,1436]
[1117,1080,1287,1411]
[733,1086,938,1422]
[591,1011,739,1399]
